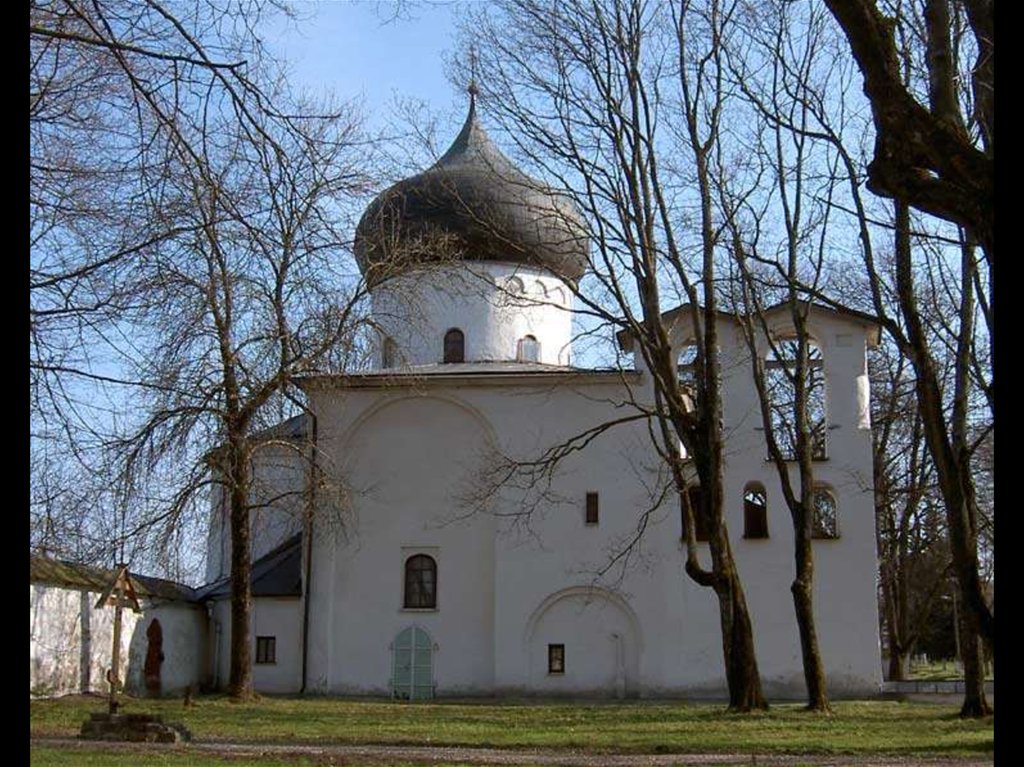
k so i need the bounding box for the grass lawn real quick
[29,746,490,767]
[908,661,995,682]
[30,694,992,758]
[30,746,315,767]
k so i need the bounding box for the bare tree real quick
[822,0,993,258]
[30,0,377,700]
[710,1,856,711]
[714,0,992,715]
[462,0,768,710]
[31,0,293,569]
[869,336,952,681]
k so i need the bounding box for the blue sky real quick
[266,2,467,134]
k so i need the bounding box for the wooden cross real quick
[94,565,141,714]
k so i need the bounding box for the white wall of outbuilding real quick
[29,584,206,698]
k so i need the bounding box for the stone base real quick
[79,713,192,743]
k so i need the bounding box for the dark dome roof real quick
[354,95,589,287]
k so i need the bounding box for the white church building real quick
[30,89,880,701]
[198,90,883,700]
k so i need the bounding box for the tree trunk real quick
[957,582,991,717]
[792,529,830,710]
[893,199,992,717]
[887,650,907,682]
[703,324,768,713]
[716,563,767,712]
[227,444,254,700]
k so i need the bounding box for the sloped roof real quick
[616,301,881,351]
[197,533,303,600]
[30,556,198,602]
[249,413,311,442]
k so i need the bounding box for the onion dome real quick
[354,88,589,287]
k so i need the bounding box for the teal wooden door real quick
[392,627,433,700]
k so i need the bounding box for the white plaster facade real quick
[372,262,574,367]
[198,287,883,699]
[280,296,882,698]
[29,564,206,698]
[197,96,883,700]
[206,596,302,693]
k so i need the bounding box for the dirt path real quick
[33,736,994,766]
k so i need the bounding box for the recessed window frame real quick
[811,487,840,540]
[443,328,465,364]
[403,553,438,609]
[548,643,565,675]
[742,483,769,539]
[585,492,599,525]
[382,336,397,368]
[255,636,276,665]
[517,334,541,363]
[764,337,828,461]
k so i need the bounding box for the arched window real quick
[765,337,827,460]
[382,336,397,368]
[517,334,540,362]
[743,483,768,539]
[443,328,464,363]
[677,344,699,413]
[404,555,437,608]
[811,488,838,539]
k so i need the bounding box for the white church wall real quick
[370,262,574,367]
[253,598,303,693]
[205,484,228,584]
[272,307,881,699]
[125,603,207,696]
[629,308,882,697]
[307,393,498,696]
[29,583,138,697]
[249,444,306,562]
[479,380,727,697]
[30,584,143,697]
[206,597,301,693]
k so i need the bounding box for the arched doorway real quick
[144,618,163,697]
[392,626,434,700]
[525,587,641,697]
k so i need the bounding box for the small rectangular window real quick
[256,636,276,664]
[548,643,565,674]
[585,492,599,525]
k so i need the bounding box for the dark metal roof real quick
[249,413,310,442]
[30,556,199,602]
[197,533,303,600]
[354,93,589,287]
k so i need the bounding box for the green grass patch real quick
[908,660,995,682]
[30,746,312,767]
[30,694,992,757]
[29,746,495,767]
